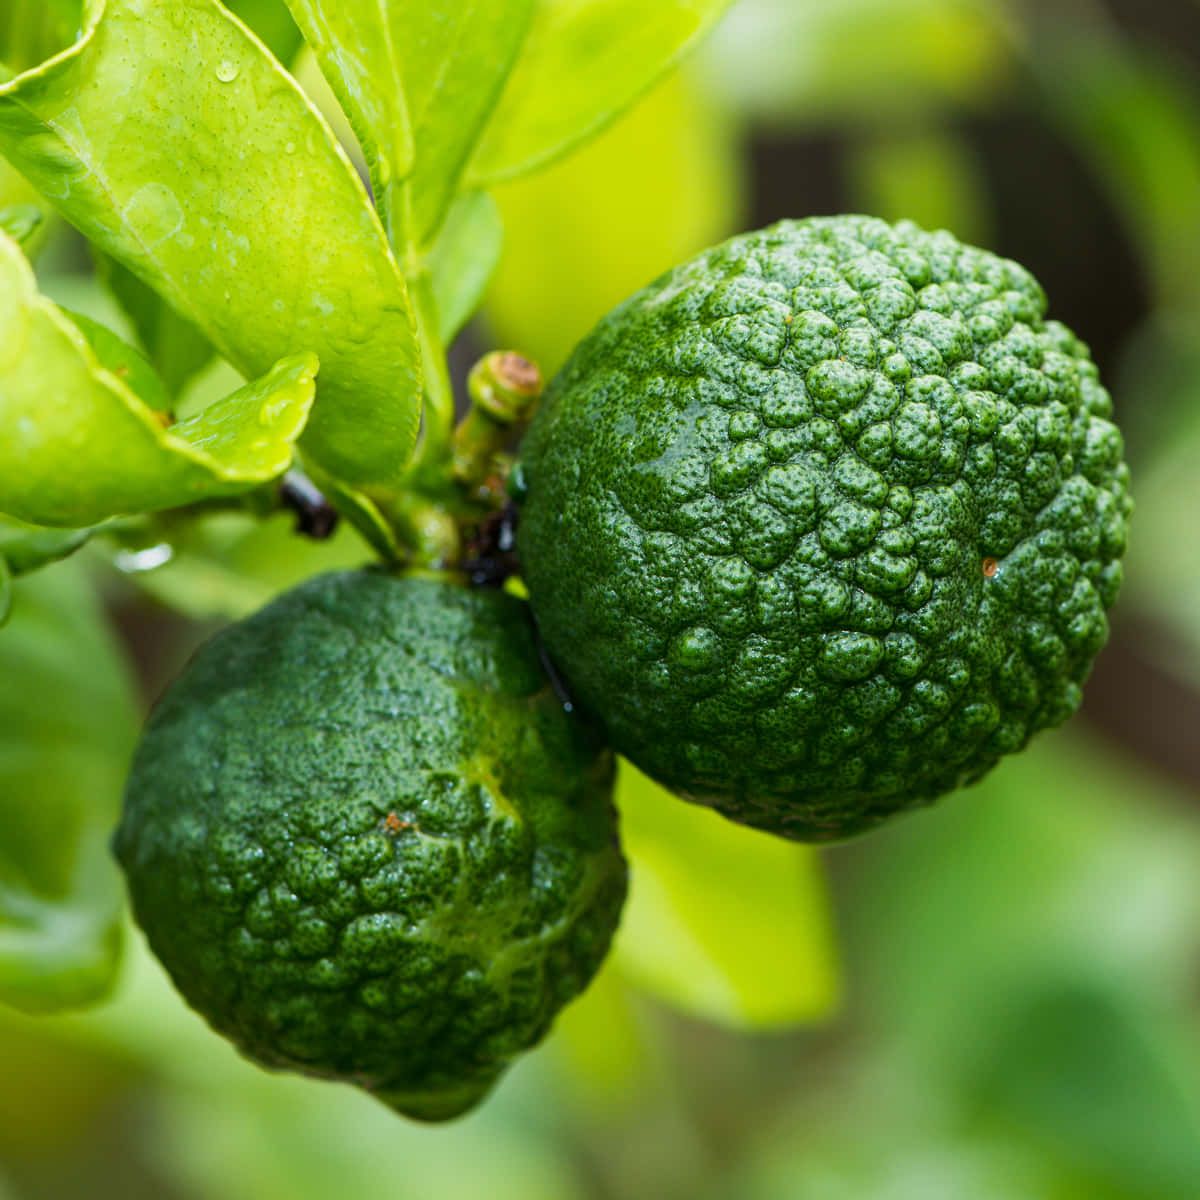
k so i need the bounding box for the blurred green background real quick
[5,0,1200,1196]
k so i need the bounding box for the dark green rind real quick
[516,215,1132,842]
[114,571,625,1121]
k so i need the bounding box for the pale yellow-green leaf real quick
[613,763,839,1030]
[93,253,216,401]
[469,0,736,185]
[0,229,316,526]
[0,0,421,485]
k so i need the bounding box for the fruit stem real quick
[452,352,543,497]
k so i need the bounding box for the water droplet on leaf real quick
[215,61,239,83]
[114,544,174,573]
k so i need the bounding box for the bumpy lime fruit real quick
[515,215,1132,842]
[114,571,625,1121]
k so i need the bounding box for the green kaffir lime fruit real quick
[114,571,626,1121]
[515,215,1132,842]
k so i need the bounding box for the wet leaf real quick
[0,229,316,526]
[282,0,533,247]
[224,0,304,67]
[93,255,216,401]
[0,0,421,486]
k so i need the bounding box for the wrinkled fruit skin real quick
[115,571,625,1121]
[516,216,1132,841]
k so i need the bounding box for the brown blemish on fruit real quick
[982,557,999,578]
[383,812,410,834]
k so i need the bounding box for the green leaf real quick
[0,228,317,526]
[93,255,215,400]
[612,763,839,1029]
[0,0,80,75]
[282,0,534,248]
[57,308,173,415]
[0,203,42,250]
[0,154,50,261]
[301,459,405,563]
[468,0,735,185]
[965,983,1200,1197]
[0,0,421,486]
[223,0,304,68]
[0,560,137,1013]
[429,190,504,345]
[0,516,93,578]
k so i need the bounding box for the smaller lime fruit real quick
[514,215,1132,841]
[114,571,626,1121]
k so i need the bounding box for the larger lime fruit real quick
[114,571,626,1121]
[515,215,1132,841]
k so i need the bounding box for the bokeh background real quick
[4,1,1200,1197]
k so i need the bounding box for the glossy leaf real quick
[429,190,504,345]
[223,0,304,68]
[0,0,421,486]
[613,763,839,1029]
[94,255,215,400]
[0,560,137,1013]
[0,228,316,526]
[468,0,735,185]
[58,308,173,415]
[282,0,533,248]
